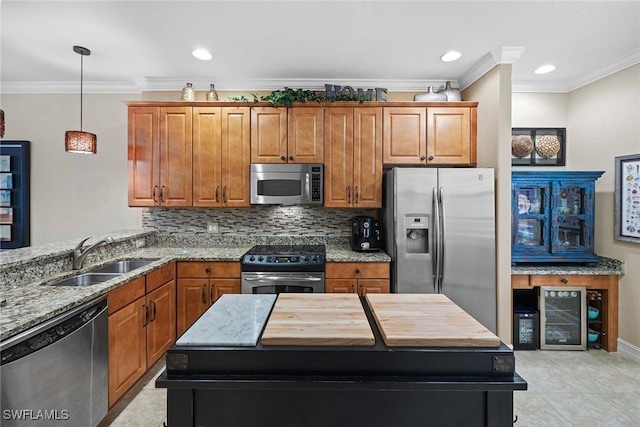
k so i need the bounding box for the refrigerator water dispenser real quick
[405,214,429,253]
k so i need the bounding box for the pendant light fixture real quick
[65,45,97,154]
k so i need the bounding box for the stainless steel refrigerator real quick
[382,167,496,332]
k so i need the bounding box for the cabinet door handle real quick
[420,155,427,161]
[215,186,220,203]
[355,268,360,274]
[150,300,157,322]
[347,186,351,203]
[561,278,569,284]
[289,155,294,161]
[210,285,215,305]
[205,267,211,275]
[152,185,159,202]
[351,284,356,293]
[160,186,166,202]
[428,155,434,161]
[222,186,227,203]
[359,284,364,296]
[142,303,149,327]
[355,187,359,204]
[201,284,207,304]
[280,155,286,161]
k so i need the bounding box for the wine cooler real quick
[540,286,587,350]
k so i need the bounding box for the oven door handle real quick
[244,276,322,282]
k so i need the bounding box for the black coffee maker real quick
[350,216,381,252]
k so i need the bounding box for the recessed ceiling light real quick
[440,50,462,62]
[192,48,212,61]
[534,64,556,74]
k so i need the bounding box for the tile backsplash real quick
[142,206,378,237]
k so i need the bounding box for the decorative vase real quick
[441,81,461,101]
[181,83,196,101]
[206,84,219,101]
[413,86,447,101]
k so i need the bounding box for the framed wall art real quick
[615,154,640,243]
[512,128,566,166]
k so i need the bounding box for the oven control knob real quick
[301,256,308,263]
[258,256,264,262]
[249,255,255,262]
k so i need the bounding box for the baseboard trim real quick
[617,339,640,363]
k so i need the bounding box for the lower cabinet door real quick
[177,279,209,336]
[108,296,147,408]
[210,279,241,303]
[358,279,390,295]
[146,280,176,366]
[325,279,357,293]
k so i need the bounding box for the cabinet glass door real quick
[551,183,594,254]
[512,184,550,256]
[540,286,586,350]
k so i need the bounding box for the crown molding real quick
[458,47,525,91]
[564,47,640,92]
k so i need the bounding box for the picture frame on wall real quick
[0,190,9,207]
[511,128,566,166]
[0,208,12,224]
[0,173,12,189]
[615,153,640,243]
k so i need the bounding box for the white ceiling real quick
[1,0,639,94]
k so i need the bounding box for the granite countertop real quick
[511,257,624,276]
[0,243,390,341]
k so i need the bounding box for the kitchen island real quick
[156,293,526,427]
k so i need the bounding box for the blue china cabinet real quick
[511,171,604,265]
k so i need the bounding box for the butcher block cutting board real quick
[366,294,500,348]
[261,294,375,346]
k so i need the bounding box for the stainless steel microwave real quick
[250,163,323,205]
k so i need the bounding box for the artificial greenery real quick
[228,87,364,107]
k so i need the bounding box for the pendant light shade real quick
[65,45,96,154]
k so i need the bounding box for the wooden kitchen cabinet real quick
[511,273,619,351]
[250,106,323,163]
[193,107,250,207]
[128,106,192,207]
[108,263,176,407]
[325,262,390,295]
[383,104,477,166]
[324,107,382,208]
[176,261,241,335]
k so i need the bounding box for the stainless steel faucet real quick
[72,236,115,270]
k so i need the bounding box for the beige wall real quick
[1,93,142,244]
[462,64,513,341]
[512,64,640,349]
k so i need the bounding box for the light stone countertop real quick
[511,257,624,276]
[0,244,389,341]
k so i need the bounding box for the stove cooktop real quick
[241,245,325,272]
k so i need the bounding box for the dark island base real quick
[157,373,526,427]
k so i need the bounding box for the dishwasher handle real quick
[0,298,108,365]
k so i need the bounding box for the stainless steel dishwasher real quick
[1,297,108,427]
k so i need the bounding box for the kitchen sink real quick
[89,259,158,274]
[50,273,122,287]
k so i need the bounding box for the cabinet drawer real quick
[511,275,531,289]
[146,262,176,292]
[108,276,145,314]
[177,261,241,278]
[530,274,611,289]
[325,262,390,279]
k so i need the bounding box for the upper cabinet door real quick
[353,107,382,208]
[221,107,251,207]
[192,107,222,207]
[383,107,426,165]
[426,107,474,165]
[288,107,324,163]
[250,107,288,163]
[324,108,354,208]
[159,107,192,206]
[128,106,160,207]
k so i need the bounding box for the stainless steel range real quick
[241,245,325,294]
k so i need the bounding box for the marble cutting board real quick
[176,294,276,347]
[261,293,375,346]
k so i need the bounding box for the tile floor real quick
[100,350,640,427]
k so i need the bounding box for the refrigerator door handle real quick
[432,187,440,292]
[438,187,446,293]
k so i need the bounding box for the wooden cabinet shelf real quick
[511,273,619,351]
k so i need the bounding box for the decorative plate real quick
[535,135,561,158]
[518,194,530,214]
[511,136,533,158]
